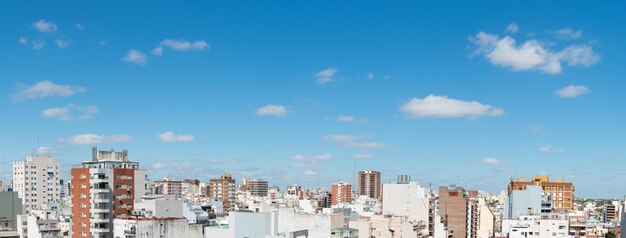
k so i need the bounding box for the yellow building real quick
[508,175,574,211]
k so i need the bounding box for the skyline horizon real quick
[2,1,625,199]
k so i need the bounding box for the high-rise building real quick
[71,147,147,238]
[331,182,351,205]
[381,175,429,223]
[209,173,236,211]
[357,170,381,200]
[12,155,60,212]
[247,179,269,197]
[602,202,618,223]
[439,185,469,238]
[508,176,574,211]
[154,177,182,197]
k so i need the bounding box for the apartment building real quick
[331,182,352,206]
[209,174,236,211]
[508,176,574,211]
[358,170,381,200]
[12,155,60,212]
[70,148,147,238]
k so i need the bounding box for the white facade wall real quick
[539,218,568,238]
[502,216,540,238]
[134,195,183,218]
[12,156,60,212]
[477,205,494,238]
[505,186,542,220]
[205,212,272,238]
[381,182,429,224]
[113,218,203,238]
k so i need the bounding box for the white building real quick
[16,210,62,238]
[205,208,346,238]
[539,214,568,238]
[502,215,540,238]
[622,196,626,238]
[476,200,495,238]
[349,215,427,238]
[133,195,183,218]
[381,181,430,224]
[113,218,203,238]
[12,155,60,212]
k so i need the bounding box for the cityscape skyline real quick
[2,1,626,198]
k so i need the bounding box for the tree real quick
[605,231,617,238]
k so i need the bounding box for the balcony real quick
[91,227,110,233]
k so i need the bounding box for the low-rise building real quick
[113,217,203,238]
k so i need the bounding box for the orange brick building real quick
[508,175,574,211]
[71,148,146,238]
[331,182,352,205]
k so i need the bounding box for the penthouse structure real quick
[71,147,147,238]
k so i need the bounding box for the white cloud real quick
[400,95,504,119]
[304,170,317,176]
[74,23,84,31]
[19,37,28,45]
[12,81,86,101]
[506,23,519,33]
[42,104,99,121]
[555,85,590,98]
[152,163,165,169]
[122,49,147,65]
[469,32,599,74]
[32,39,45,50]
[291,153,332,161]
[99,40,109,46]
[323,134,364,143]
[35,146,63,155]
[335,116,354,122]
[314,67,338,84]
[152,39,209,55]
[367,73,374,80]
[256,104,288,117]
[344,142,386,149]
[555,28,582,40]
[327,116,366,124]
[539,145,566,153]
[32,19,58,33]
[352,152,373,159]
[207,160,239,165]
[151,46,164,56]
[290,153,332,171]
[157,131,195,143]
[527,124,543,133]
[59,134,132,145]
[54,38,71,48]
[480,158,500,165]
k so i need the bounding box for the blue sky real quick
[1,1,625,198]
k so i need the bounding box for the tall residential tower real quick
[71,148,147,238]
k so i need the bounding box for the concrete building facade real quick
[331,182,352,206]
[508,176,574,211]
[70,147,147,238]
[438,185,468,238]
[209,174,236,211]
[12,155,60,212]
[358,170,381,200]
